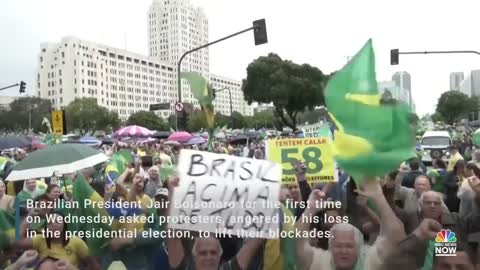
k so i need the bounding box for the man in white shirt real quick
[296,178,405,270]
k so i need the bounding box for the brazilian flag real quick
[325,39,414,182]
[105,150,133,183]
[72,173,112,256]
[0,209,15,250]
[181,72,215,151]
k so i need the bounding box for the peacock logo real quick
[435,229,457,243]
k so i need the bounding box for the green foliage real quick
[127,111,168,131]
[431,112,445,123]
[435,91,478,124]
[242,53,328,130]
[187,109,207,132]
[65,98,120,136]
[230,111,247,129]
[167,115,176,129]
[0,97,52,133]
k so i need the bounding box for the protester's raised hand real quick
[168,176,180,191]
[413,218,442,241]
[305,189,325,214]
[293,161,306,182]
[15,250,38,267]
[356,177,382,199]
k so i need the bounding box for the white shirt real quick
[309,243,383,270]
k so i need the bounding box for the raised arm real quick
[235,238,266,270]
[357,177,406,258]
[295,189,324,270]
[166,176,186,268]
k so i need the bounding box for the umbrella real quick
[165,140,180,145]
[80,136,100,144]
[139,138,157,144]
[114,125,153,137]
[229,135,248,145]
[473,128,480,146]
[186,136,206,145]
[0,136,30,150]
[151,131,171,139]
[6,144,108,181]
[168,132,192,143]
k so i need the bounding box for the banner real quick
[301,123,330,138]
[169,150,281,239]
[266,137,336,184]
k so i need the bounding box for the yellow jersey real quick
[32,235,88,267]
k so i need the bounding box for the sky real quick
[2,0,480,116]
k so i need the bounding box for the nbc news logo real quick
[434,229,457,256]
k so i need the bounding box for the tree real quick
[242,53,328,130]
[1,97,52,133]
[431,112,445,123]
[435,91,478,124]
[127,111,168,131]
[65,98,120,136]
[230,111,247,129]
[187,109,207,132]
[167,115,176,130]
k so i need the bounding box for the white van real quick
[420,131,452,165]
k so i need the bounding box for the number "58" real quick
[280,147,322,175]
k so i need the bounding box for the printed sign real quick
[266,137,336,184]
[302,123,331,138]
[169,149,281,239]
[51,110,64,135]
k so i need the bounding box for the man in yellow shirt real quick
[447,145,464,172]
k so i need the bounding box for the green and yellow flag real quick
[325,39,414,182]
[72,173,111,256]
[0,209,15,250]
[181,72,215,151]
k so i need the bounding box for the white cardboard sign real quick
[169,149,281,239]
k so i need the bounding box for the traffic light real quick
[390,49,399,65]
[19,81,26,93]
[253,19,268,46]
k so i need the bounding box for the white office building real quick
[36,36,177,121]
[211,74,253,116]
[450,72,464,90]
[148,0,209,107]
[35,0,255,122]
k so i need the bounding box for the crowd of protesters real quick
[0,135,479,270]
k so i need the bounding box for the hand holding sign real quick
[169,150,282,239]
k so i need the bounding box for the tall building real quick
[210,74,253,116]
[148,0,209,107]
[458,70,480,97]
[36,37,177,121]
[378,80,414,112]
[35,1,255,123]
[450,72,464,90]
[392,71,412,110]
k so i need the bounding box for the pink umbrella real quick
[114,125,153,137]
[168,131,192,143]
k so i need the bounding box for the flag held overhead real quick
[325,39,414,182]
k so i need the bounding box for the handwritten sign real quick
[266,137,336,184]
[169,149,281,239]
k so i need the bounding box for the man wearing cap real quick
[447,145,464,172]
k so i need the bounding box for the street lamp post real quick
[176,19,268,131]
[214,87,233,127]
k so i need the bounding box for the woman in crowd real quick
[15,179,45,209]
[15,212,100,270]
[444,159,465,213]
[0,180,14,210]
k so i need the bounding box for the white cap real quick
[155,188,169,197]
